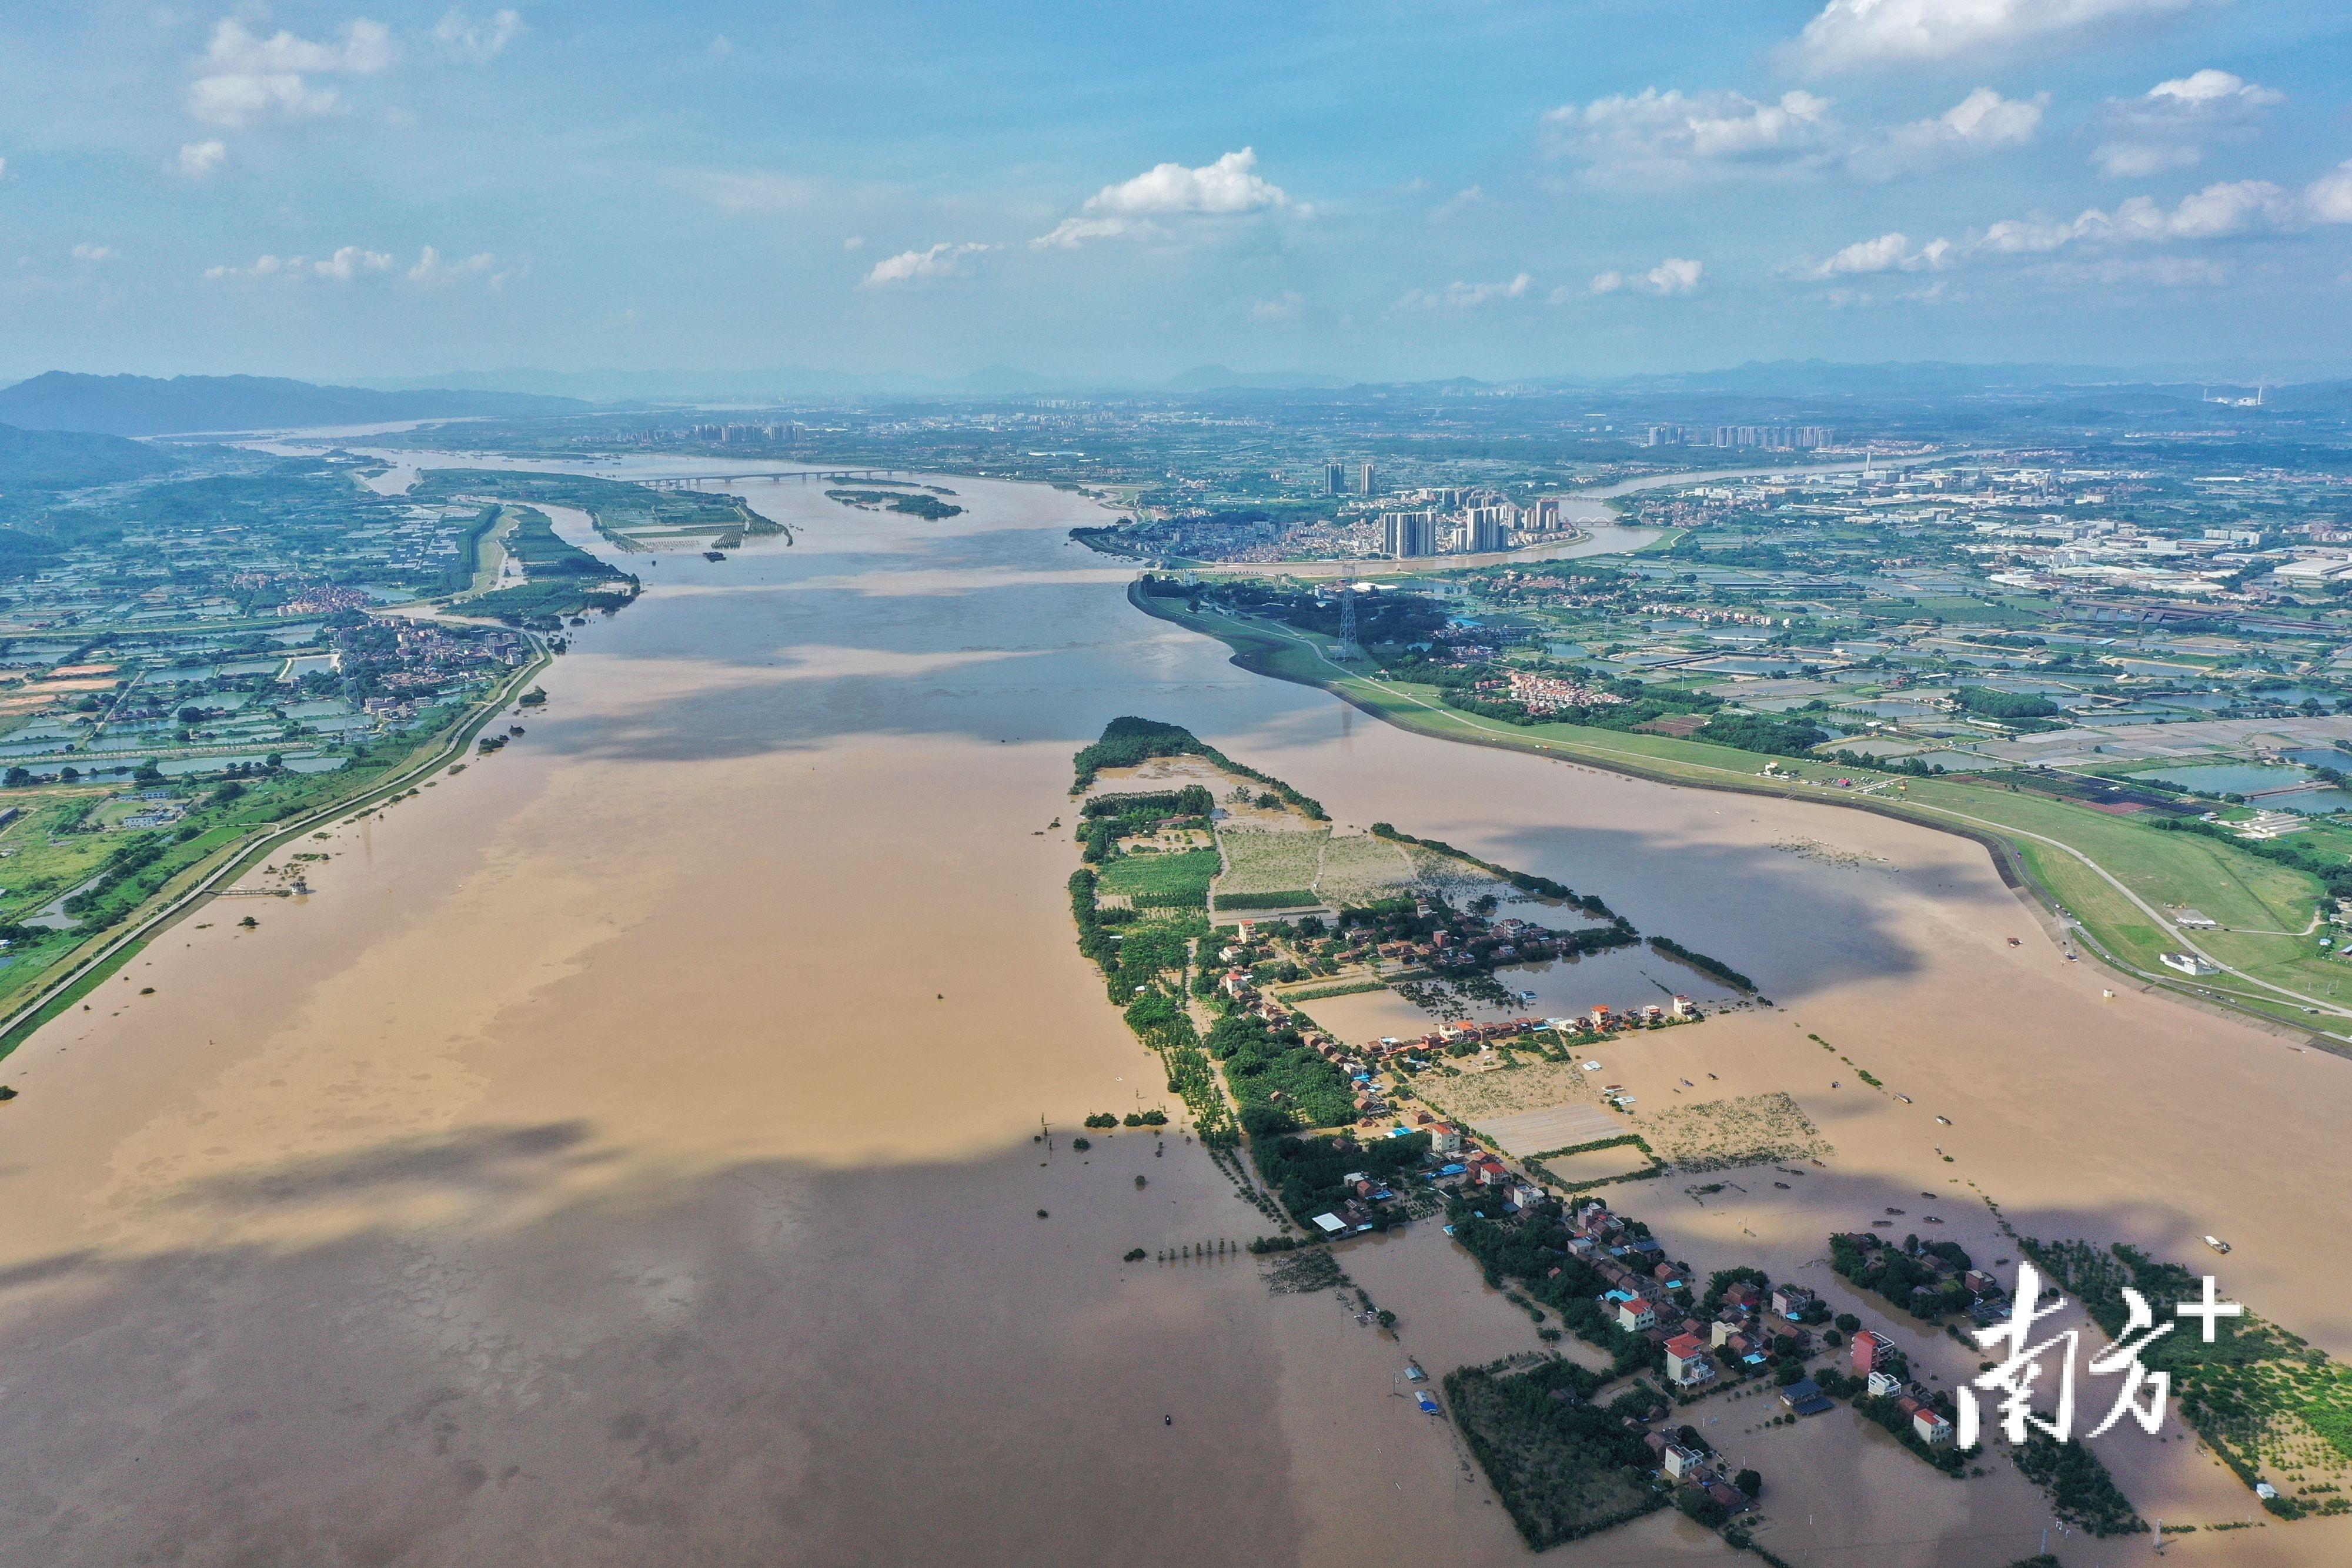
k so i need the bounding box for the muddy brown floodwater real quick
[0,462,2347,1567]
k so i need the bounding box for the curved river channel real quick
[0,455,2344,1567]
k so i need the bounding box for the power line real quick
[1335,563,1362,661]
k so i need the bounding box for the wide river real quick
[0,460,2347,1567]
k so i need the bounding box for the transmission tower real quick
[1335,564,1363,661]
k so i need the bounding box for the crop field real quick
[1420,1059,1599,1122]
[1633,1092,1832,1172]
[1097,847,1220,908]
[1312,832,1416,904]
[1213,826,1329,896]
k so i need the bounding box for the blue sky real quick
[3,1,2350,385]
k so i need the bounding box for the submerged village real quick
[1061,716,2352,1560]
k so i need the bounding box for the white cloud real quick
[1802,179,2290,281]
[201,17,399,76]
[1984,182,2293,252]
[669,169,818,215]
[187,17,397,128]
[406,245,500,286]
[203,246,395,283]
[0,157,8,182]
[1033,148,1290,247]
[1793,176,2310,286]
[1033,216,1149,250]
[861,242,990,287]
[313,245,397,281]
[172,139,229,180]
[1397,273,1533,309]
[1796,0,2196,71]
[1850,88,2044,177]
[2094,70,2280,179]
[1589,258,1705,295]
[71,243,116,263]
[1545,89,1835,182]
[433,8,523,62]
[186,72,344,127]
[2146,69,2282,111]
[1251,291,1304,321]
[2092,142,2201,178]
[1086,148,1287,217]
[1798,232,1952,278]
[841,235,866,252]
[2308,162,2352,225]
[2113,179,2293,240]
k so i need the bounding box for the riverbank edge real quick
[1125,580,2341,1054]
[0,639,552,1062]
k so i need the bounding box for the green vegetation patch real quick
[2021,1236,2352,1516]
[1097,848,1220,909]
[416,467,773,535]
[463,505,640,624]
[826,487,963,520]
[1071,716,1327,817]
[2014,1433,2144,1537]
[1254,1128,1429,1223]
[1646,935,1756,992]
[1443,1360,1666,1551]
[1212,889,1322,912]
[1209,1009,1355,1134]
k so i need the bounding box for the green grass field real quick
[1141,590,2352,1038]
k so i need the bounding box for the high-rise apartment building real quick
[1357,462,1377,497]
[1381,510,1436,558]
[1324,462,1347,495]
[1461,505,1512,553]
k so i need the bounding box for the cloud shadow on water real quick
[0,1122,1301,1568]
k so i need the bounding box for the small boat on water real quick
[2205,1235,2232,1255]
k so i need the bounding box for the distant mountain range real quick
[357,364,1070,402]
[0,421,183,492]
[0,372,589,436]
[10,363,2347,427]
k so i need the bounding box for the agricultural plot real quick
[1633,1092,1831,1172]
[1420,1059,1599,1124]
[1097,847,1219,910]
[1212,826,1328,900]
[1311,832,1416,905]
[1478,1102,1625,1158]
